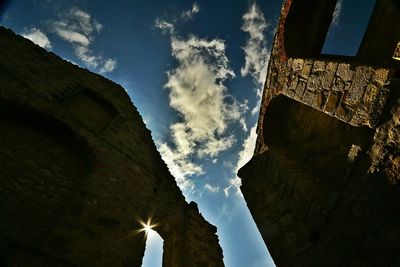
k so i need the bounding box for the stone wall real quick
[0,27,224,267]
[239,0,400,266]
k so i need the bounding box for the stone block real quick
[335,103,353,122]
[321,62,337,89]
[302,90,315,106]
[372,68,390,86]
[324,92,339,114]
[301,60,313,79]
[292,58,304,72]
[312,60,325,73]
[294,81,306,101]
[346,66,374,106]
[306,73,321,92]
[336,63,354,82]
[312,91,326,109]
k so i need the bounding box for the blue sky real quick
[0,0,375,266]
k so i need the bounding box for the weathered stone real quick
[292,58,304,72]
[393,41,400,60]
[312,60,325,73]
[313,92,326,109]
[372,68,390,86]
[336,63,354,82]
[324,92,339,114]
[0,27,224,267]
[301,60,314,78]
[302,90,315,106]
[239,1,400,266]
[321,62,337,89]
[294,81,307,100]
[346,66,374,106]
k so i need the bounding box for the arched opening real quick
[141,228,164,267]
[0,100,93,245]
[60,88,118,132]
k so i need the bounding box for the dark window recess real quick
[284,0,337,58]
[322,0,376,56]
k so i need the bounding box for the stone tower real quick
[0,27,224,267]
[239,0,400,266]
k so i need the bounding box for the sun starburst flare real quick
[139,217,159,237]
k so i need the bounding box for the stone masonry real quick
[238,0,400,266]
[0,26,224,267]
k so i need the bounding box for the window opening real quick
[322,0,376,56]
[141,228,163,267]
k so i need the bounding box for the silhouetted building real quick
[239,0,400,266]
[0,27,224,267]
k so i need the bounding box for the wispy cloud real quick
[50,7,117,73]
[224,126,257,198]
[156,18,246,192]
[155,18,175,34]
[100,58,117,74]
[22,28,52,49]
[235,125,257,173]
[205,183,220,193]
[241,3,269,85]
[223,4,269,198]
[223,176,243,198]
[158,139,202,192]
[241,3,270,115]
[182,3,200,20]
[332,0,343,27]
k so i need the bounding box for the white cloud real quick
[182,3,200,20]
[155,18,175,34]
[235,125,257,172]
[22,28,52,49]
[158,32,246,192]
[240,117,248,132]
[224,125,257,198]
[74,45,99,67]
[251,87,263,116]
[53,26,90,46]
[158,142,200,191]
[241,3,270,118]
[241,3,270,86]
[100,58,117,74]
[332,0,343,27]
[197,136,236,158]
[50,7,116,73]
[223,177,243,198]
[155,2,199,36]
[205,183,220,193]
[221,4,268,198]
[165,35,244,156]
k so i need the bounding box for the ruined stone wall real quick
[239,0,400,266]
[0,27,224,267]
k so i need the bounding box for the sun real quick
[139,217,158,236]
[143,223,153,234]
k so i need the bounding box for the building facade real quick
[239,0,400,266]
[0,27,224,267]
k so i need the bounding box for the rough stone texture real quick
[239,0,400,266]
[0,27,224,267]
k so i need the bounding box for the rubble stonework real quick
[0,27,224,267]
[238,0,400,265]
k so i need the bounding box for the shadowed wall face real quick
[263,95,373,185]
[0,103,91,245]
[0,27,224,267]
